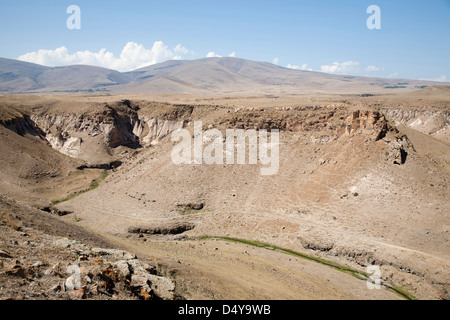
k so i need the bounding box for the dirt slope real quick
[39,95,448,300]
[0,103,104,207]
[1,92,448,300]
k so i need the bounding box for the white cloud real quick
[174,44,190,55]
[286,64,312,71]
[365,65,382,72]
[228,52,237,57]
[272,57,279,65]
[17,41,192,72]
[206,52,222,58]
[420,75,449,82]
[388,72,399,78]
[320,61,383,75]
[320,61,360,74]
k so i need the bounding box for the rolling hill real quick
[0,57,130,93]
[0,56,444,94]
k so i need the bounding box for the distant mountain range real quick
[0,57,443,95]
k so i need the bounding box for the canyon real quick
[0,85,449,300]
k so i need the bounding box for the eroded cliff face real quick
[26,102,190,164]
[5,99,445,171]
[383,109,450,144]
[132,117,185,146]
[0,110,46,140]
[31,108,138,162]
[4,101,415,166]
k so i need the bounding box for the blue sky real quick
[0,0,449,80]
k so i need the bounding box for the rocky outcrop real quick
[219,107,343,133]
[77,160,122,170]
[176,203,205,211]
[45,131,82,158]
[0,114,46,139]
[31,109,141,153]
[30,105,189,161]
[382,109,450,144]
[341,110,388,141]
[133,117,185,145]
[129,221,196,236]
[0,223,176,300]
[384,135,413,165]
[382,109,450,126]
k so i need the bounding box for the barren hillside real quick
[0,89,448,300]
[0,57,444,95]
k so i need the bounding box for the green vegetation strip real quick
[51,171,109,205]
[198,235,417,300]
